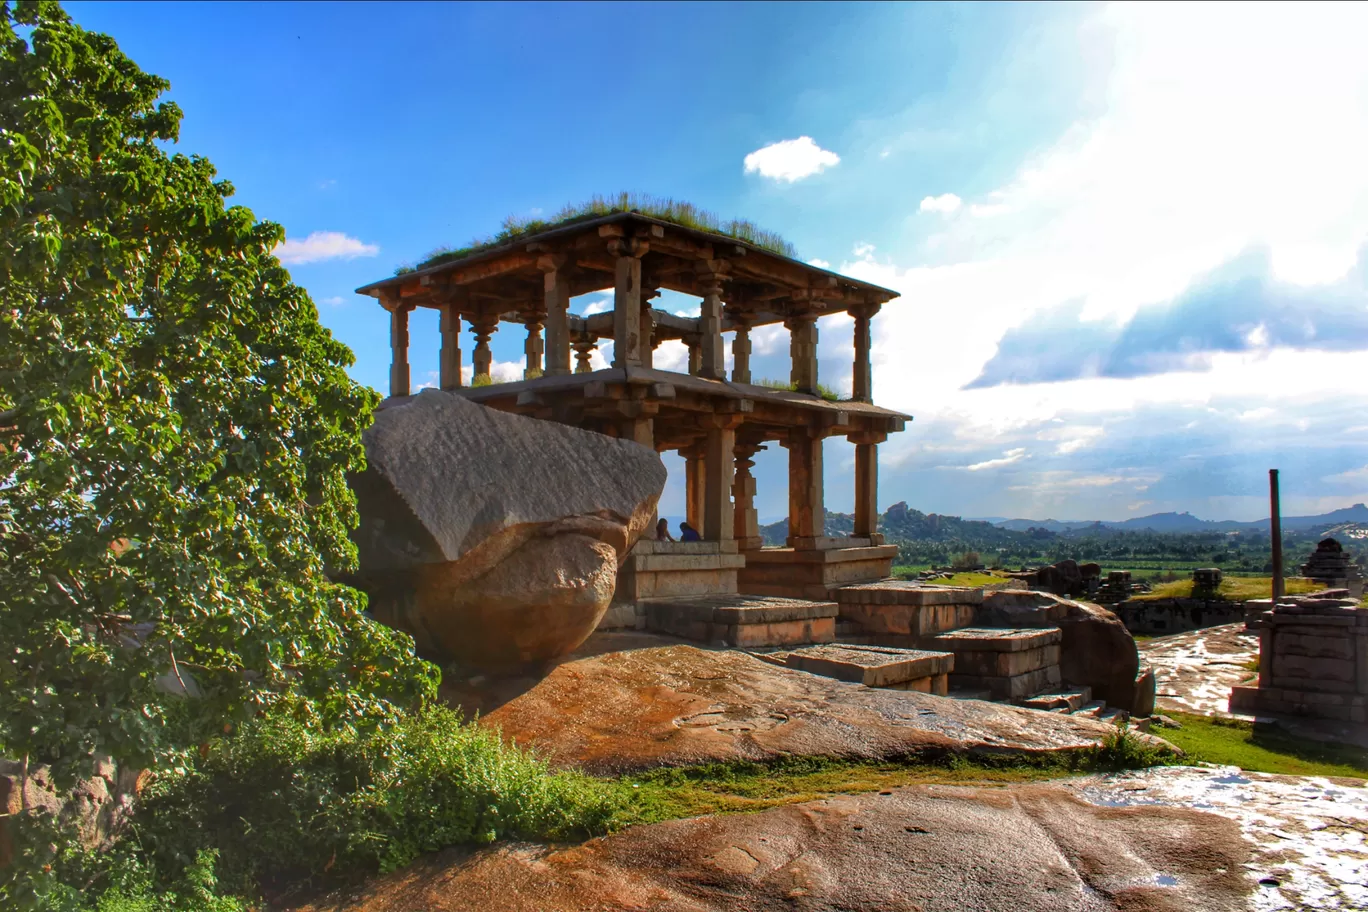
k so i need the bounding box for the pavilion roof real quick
[355,211,899,320]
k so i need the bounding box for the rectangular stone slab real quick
[784,645,954,687]
[951,664,1062,700]
[950,644,1061,678]
[927,627,1062,653]
[835,582,985,607]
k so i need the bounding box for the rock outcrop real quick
[0,758,143,869]
[978,589,1155,716]
[350,390,666,668]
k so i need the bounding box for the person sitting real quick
[678,521,701,542]
[656,517,675,542]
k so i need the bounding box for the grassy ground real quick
[1131,576,1323,601]
[890,567,1010,588]
[1160,711,1368,779]
[613,728,1177,825]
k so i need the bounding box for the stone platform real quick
[777,644,954,693]
[736,543,898,600]
[928,627,1064,700]
[602,540,748,629]
[1229,601,1368,723]
[642,594,837,647]
[832,581,982,639]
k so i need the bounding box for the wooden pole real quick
[1270,468,1284,602]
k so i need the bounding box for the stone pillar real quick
[471,313,497,383]
[388,301,411,397]
[697,269,726,380]
[731,317,752,385]
[640,304,657,369]
[573,337,598,374]
[733,442,765,549]
[786,310,819,395]
[623,417,653,449]
[703,422,736,541]
[785,429,825,547]
[850,434,882,537]
[683,445,704,530]
[612,251,643,368]
[851,303,879,403]
[685,333,702,376]
[438,303,462,390]
[540,257,572,377]
[523,313,545,379]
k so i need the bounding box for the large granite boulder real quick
[350,390,666,668]
[977,590,1155,716]
[1,757,143,870]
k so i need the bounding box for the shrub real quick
[126,706,623,897]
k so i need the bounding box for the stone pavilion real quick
[356,211,907,614]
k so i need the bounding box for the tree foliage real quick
[0,0,436,785]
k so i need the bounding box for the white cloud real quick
[1325,464,1368,484]
[319,295,344,307]
[582,297,613,316]
[847,2,1368,519]
[919,193,962,215]
[852,242,876,259]
[743,136,840,182]
[274,231,379,265]
[964,448,1027,471]
[808,258,832,269]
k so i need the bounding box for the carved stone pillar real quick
[733,442,765,549]
[851,303,879,403]
[387,298,412,397]
[786,310,819,395]
[608,234,647,368]
[540,255,572,376]
[523,311,545,378]
[438,303,462,390]
[703,420,736,541]
[573,337,598,374]
[696,265,726,380]
[731,316,752,385]
[849,431,885,538]
[784,428,825,547]
[682,443,705,530]
[471,312,498,382]
[684,333,702,376]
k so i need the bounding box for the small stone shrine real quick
[1230,600,1368,723]
[1300,537,1364,595]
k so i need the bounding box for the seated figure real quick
[678,521,701,542]
[655,517,675,542]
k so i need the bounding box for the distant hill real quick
[992,503,1368,535]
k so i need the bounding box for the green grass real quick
[754,376,843,402]
[1160,711,1368,779]
[402,193,796,273]
[613,733,1177,825]
[1131,576,1323,602]
[890,567,1009,588]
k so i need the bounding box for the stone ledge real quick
[630,553,748,572]
[631,540,741,555]
[835,582,985,607]
[928,627,1063,652]
[743,545,900,565]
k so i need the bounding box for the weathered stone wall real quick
[1113,597,1247,635]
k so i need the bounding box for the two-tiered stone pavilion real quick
[357,210,908,614]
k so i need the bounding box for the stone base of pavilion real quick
[737,539,900,601]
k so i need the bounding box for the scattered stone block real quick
[783,644,953,690]
[1018,686,1092,713]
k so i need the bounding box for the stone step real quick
[643,595,837,647]
[926,627,1062,653]
[783,644,954,691]
[1075,700,1106,719]
[946,687,994,702]
[1017,686,1092,713]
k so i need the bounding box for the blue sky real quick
[68,1,1368,523]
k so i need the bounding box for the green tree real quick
[0,0,436,792]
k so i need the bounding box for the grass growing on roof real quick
[755,376,843,402]
[1159,711,1368,779]
[400,193,797,274]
